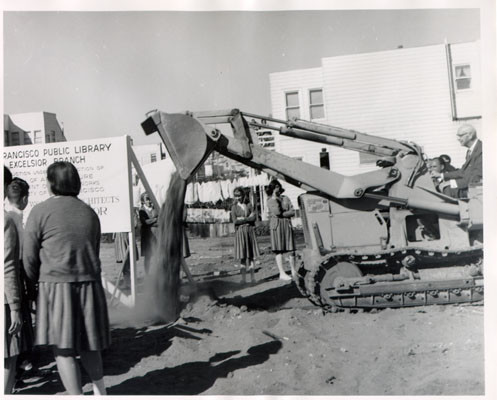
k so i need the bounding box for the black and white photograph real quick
[2,0,496,397]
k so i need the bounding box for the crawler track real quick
[295,246,483,311]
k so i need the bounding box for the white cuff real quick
[449,179,458,189]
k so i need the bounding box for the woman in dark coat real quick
[23,162,110,395]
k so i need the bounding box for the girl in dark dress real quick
[231,187,260,283]
[265,179,296,281]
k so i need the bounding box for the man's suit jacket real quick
[443,139,483,189]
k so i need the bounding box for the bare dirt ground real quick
[14,234,484,396]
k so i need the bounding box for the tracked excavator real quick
[141,109,483,311]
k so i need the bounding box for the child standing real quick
[139,193,159,275]
[231,187,260,283]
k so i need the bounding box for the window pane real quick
[455,65,471,78]
[456,78,471,90]
[286,92,299,107]
[286,107,300,120]
[4,131,9,146]
[11,132,19,145]
[34,130,42,143]
[310,89,323,105]
[310,105,324,119]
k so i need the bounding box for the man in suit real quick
[432,124,482,198]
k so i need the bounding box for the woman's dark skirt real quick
[270,217,295,253]
[234,224,260,261]
[35,281,111,351]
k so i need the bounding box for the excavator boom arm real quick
[141,109,462,218]
[142,110,401,199]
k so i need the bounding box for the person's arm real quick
[95,216,101,257]
[140,209,158,227]
[443,153,482,188]
[442,169,464,180]
[442,169,464,189]
[5,217,23,335]
[22,209,42,284]
[267,197,283,217]
[5,217,21,310]
[281,196,295,218]
[231,205,246,226]
[245,204,257,223]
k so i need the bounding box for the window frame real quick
[453,63,472,92]
[34,130,43,144]
[309,88,325,120]
[285,90,301,120]
[11,131,20,146]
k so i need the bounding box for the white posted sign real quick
[3,136,132,233]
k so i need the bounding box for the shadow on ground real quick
[15,323,211,395]
[183,275,306,312]
[108,340,283,395]
[103,324,210,376]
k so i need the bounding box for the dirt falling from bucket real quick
[142,171,187,324]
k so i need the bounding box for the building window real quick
[285,91,300,120]
[454,64,471,90]
[45,133,51,143]
[50,130,56,142]
[150,153,157,163]
[34,130,43,144]
[11,132,20,146]
[4,131,9,146]
[309,89,325,120]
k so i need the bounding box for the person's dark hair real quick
[265,179,284,196]
[233,186,244,198]
[4,166,13,187]
[429,157,445,171]
[242,188,251,204]
[7,178,30,204]
[46,162,81,196]
[439,154,451,164]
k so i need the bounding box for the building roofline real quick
[269,39,480,76]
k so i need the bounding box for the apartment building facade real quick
[4,111,67,146]
[268,41,482,206]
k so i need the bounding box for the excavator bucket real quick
[141,111,214,180]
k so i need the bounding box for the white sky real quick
[3,7,482,145]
